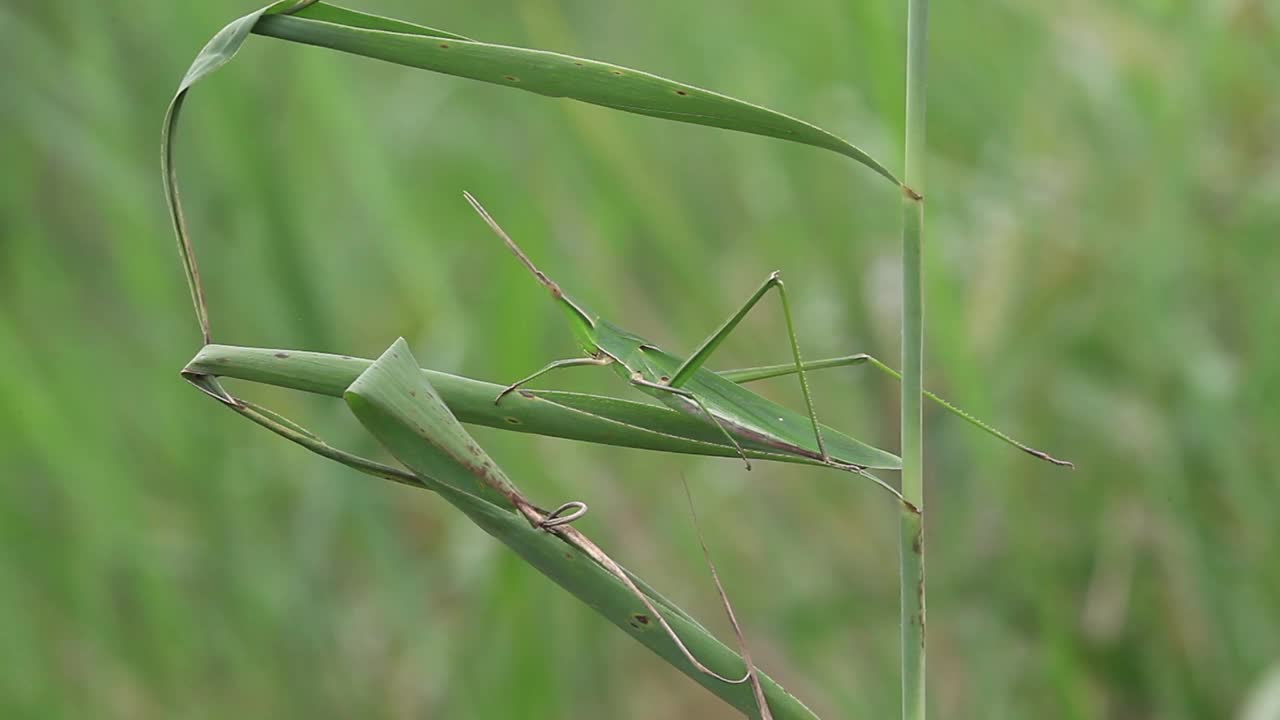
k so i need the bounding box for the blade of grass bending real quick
[345,339,822,719]
[183,341,817,716]
[258,3,898,184]
[161,0,324,343]
[164,3,901,340]
[184,343,903,469]
[186,362,708,635]
[182,371,425,491]
[346,339,755,688]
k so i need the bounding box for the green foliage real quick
[164,1,899,343]
[1,1,1276,718]
[266,4,899,182]
[165,5,907,713]
[345,338,817,719]
[186,343,889,467]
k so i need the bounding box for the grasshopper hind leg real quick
[630,375,753,470]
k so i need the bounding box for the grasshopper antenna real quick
[463,191,564,298]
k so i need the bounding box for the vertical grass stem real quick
[899,0,929,718]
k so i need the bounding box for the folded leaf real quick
[345,339,820,719]
[186,343,902,468]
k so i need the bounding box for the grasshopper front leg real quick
[494,355,613,405]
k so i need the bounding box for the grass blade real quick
[185,343,903,470]
[898,0,929,717]
[182,340,815,716]
[259,3,899,184]
[345,339,821,719]
[162,1,325,343]
[164,2,901,340]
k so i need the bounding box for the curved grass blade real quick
[164,3,901,340]
[185,343,903,470]
[346,339,821,719]
[161,1,467,343]
[259,3,899,184]
[185,360,712,641]
[183,341,819,717]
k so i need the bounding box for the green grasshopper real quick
[463,193,1069,503]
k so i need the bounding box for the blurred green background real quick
[3,1,1277,718]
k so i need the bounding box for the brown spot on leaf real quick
[518,390,535,399]
[503,417,522,425]
[274,352,289,359]
[632,613,649,625]
[675,90,687,96]
[610,70,623,75]
[439,43,450,48]
[409,390,416,397]
[912,534,922,555]
[503,75,519,82]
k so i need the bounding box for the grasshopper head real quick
[557,292,599,356]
